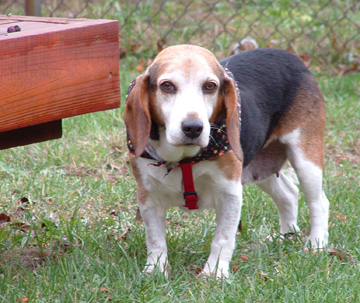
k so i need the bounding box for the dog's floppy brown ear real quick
[124,72,151,157]
[223,76,243,163]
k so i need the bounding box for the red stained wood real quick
[0,15,120,147]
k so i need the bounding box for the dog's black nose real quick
[181,119,203,139]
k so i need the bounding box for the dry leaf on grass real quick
[10,222,31,232]
[0,213,11,224]
[327,248,354,264]
[240,255,249,262]
[232,264,239,272]
[109,145,124,154]
[120,228,131,241]
[135,207,142,221]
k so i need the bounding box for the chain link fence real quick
[1,0,360,72]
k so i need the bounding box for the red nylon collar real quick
[178,163,199,210]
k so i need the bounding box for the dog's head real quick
[124,45,242,163]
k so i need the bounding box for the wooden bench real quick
[0,15,120,150]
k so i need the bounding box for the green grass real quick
[1,58,360,302]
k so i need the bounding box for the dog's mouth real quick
[164,125,209,152]
[168,134,205,147]
[173,140,205,148]
[171,142,201,148]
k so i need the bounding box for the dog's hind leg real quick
[269,73,329,249]
[280,128,329,249]
[257,171,300,236]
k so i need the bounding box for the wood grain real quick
[0,16,120,135]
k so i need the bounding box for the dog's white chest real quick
[136,158,235,210]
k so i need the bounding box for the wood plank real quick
[0,120,62,150]
[0,16,120,133]
[0,15,86,24]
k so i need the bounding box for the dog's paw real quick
[266,231,302,243]
[143,256,170,278]
[143,264,170,278]
[201,261,229,279]
[305,232,328,251]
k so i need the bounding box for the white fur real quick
[137,157,242,278]
[279,128,329,248]
[257,171,300,235]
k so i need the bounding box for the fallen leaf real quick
[100,287,113,301]
[109,146,122,154]
[299,53,312,67]
[240,255,249,261]
[100,287,110,293]
[0,213,11,224]
[110,209,118,217]
[10,222,30,232]
[109,163,122,171]
[17,196,30,211]
[238,220,242,231]
[130,43,140,52]
[16,297,28,303]
[147,58,153,67]
[331,34,338,50]
[260,270,270,282]
[119,47,127,58]
[327,248,354,263]
[286,46,295,53]
[157,38,167,52]
[192,264,202,275]
[135,208,142,221]
[18,196,29,204]
[120,228,131,240]
[232,264,239,272]
[334,213,347,223]
[136,58,146,73]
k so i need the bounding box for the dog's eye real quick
[160,81,176,93]
[203,82,217,93]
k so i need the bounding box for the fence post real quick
[25,0,41,16]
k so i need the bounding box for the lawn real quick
[1,47,359,303]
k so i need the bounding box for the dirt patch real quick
[1,246,49,271]
[325,140,360,167]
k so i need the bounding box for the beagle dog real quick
[124,45,329,278]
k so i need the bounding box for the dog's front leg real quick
[203,184,243,278]
[139,200,169,276]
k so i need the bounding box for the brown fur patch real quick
[152,45,221,76]
[123,73,152,157]
[274,74,326,169]
[212,151,242,181]
[129,154,148,205]
[184,112,201,121]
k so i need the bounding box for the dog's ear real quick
[223,76,243,163]
[124,71,151,157]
